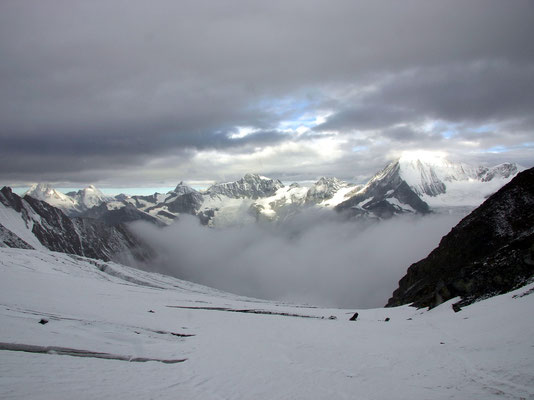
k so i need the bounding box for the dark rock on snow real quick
[386,167,534,309]
[0,187,152,264]
[336,161,430,218]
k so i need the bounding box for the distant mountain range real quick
[0,187,152,265]
[18,154,520,226]
[25,183,114,216]
[0,155,531,310]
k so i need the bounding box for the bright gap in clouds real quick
[228,126,261,140]
[131,211,462,309]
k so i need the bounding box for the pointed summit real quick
[73,185,113,209]
[24,183,78,211]
[336,153,521,218]
[173,181,197,196]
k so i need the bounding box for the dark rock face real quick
[81,203,162,226]
[336,162,430,218]
[0,224,34,249]
[197,209,216,225]
[0,187,152,264]
[164,191,204,215]
[126,193,162,209]
[386,167,534,309]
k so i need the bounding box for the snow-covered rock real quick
[305,177,351,204]
[69,184,114,210]
[477,162,518,182]
[25,183,78,214]
[25,183,114,216]
[336,161,431,218]
[206,173,284,199]
[0,187,151,263]
[396,153,519,200]
[24,158,519,228]
[336,153,520,219]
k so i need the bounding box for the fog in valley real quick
[132,211,462,308]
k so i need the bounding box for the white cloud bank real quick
[131,211,462,308]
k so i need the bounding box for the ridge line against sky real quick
[1,1,533,188]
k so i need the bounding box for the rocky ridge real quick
[386,167,534,309]
[21,156,520,227]
[0,187,152,264]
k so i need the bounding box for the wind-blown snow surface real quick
[1,248,533,400]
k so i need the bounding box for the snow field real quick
[0,248,533,400]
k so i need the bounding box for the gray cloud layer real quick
[131,212,462,308]
[1,1,533,186]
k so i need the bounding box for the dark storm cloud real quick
[381,126,420,142]
[0,0,533,184]
[316,61,534,133]
[315,104,414,132]
[368,62,534,124]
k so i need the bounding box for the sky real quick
[1,0,533,189]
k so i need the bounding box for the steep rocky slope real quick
[387,167,534,309]
[22,156,519,226]
[0,187,151,263]
[335,161,431,218]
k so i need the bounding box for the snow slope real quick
[1,247,533,400]
[0,202,45,250]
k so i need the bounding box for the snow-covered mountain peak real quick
[393,153,496,197]
[73,185,113,210]
[477,162,519,182]
[377,155,520,206]
[24,183,113,215]
[25,183,77,210]
[172,181,197,196]
[26,183,62,199]
[306,177,350,204]
[242,173,277,183]
[207,174,284,199]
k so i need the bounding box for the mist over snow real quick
[131,212,462,308]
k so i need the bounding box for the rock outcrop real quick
[0,187,152,264]
[386,167,534,309]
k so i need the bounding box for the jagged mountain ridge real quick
[0,187,152,264]
[25,183,78,214]
[206,173,284,199]
[335,155,518,218]
[386,167,534,309]
[26,183,113,216]
[81,203,164,227]
[22,156,519,226]
[67,184,114,210]
[396,155,518,197]
[335,161,431,218]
